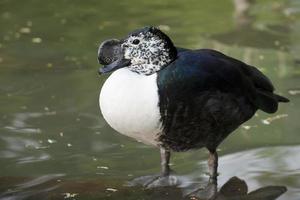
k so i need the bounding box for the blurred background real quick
[0,0,299,199]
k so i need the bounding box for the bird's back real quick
[156,49,288,151]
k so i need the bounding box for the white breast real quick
[99,68,162,146]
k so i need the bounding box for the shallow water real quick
[0,0,299,199]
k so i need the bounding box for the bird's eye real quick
[132,39,140,45]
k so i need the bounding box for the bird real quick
[97,26,289,182]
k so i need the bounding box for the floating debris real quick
[35,146,50,149]
[44,107,50,111]
[158,25,171,31]
[288,89,300,96]
[242,125,257,130]
[32,37,42,43]
[19,27,31,34]
[106,188,118,192]
[97,166,109,170]
[67,143,72,147]
[242,125,251,130]
[47,139,57,144]
[63,192,78,199]
[47,63,53,68]
[262,114,288,125]
[59,132,64,137]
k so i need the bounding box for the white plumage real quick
[99,68,162,146]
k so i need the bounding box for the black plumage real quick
[157,49,288,152]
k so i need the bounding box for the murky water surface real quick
[0,0,299,199]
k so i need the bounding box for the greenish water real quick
[0,0,299,199]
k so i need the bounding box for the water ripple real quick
[4,111,56,134]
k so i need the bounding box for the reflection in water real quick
[189,177,286,200]
[233,0,255,27]
[4,111,56,134]
[127,146,299,199]
[0,136,50,163]
[210,0,291,50]
[0,175,286,200]
[127,173,287,200]
[0,112,56,163]
[0,174,64,200]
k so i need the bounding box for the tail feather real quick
[274,94,289,103]
[255,91,289,114]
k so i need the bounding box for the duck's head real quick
[98,26,177,75]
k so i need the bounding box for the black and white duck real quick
[97,26,289,181]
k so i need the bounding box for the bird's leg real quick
[139,147,172,188]
[186,150,219,198]
[160,147,171,177]
[208,150,218,183]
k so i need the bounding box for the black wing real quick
[165,48,288,113]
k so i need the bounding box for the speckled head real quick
[98,26,177,75]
